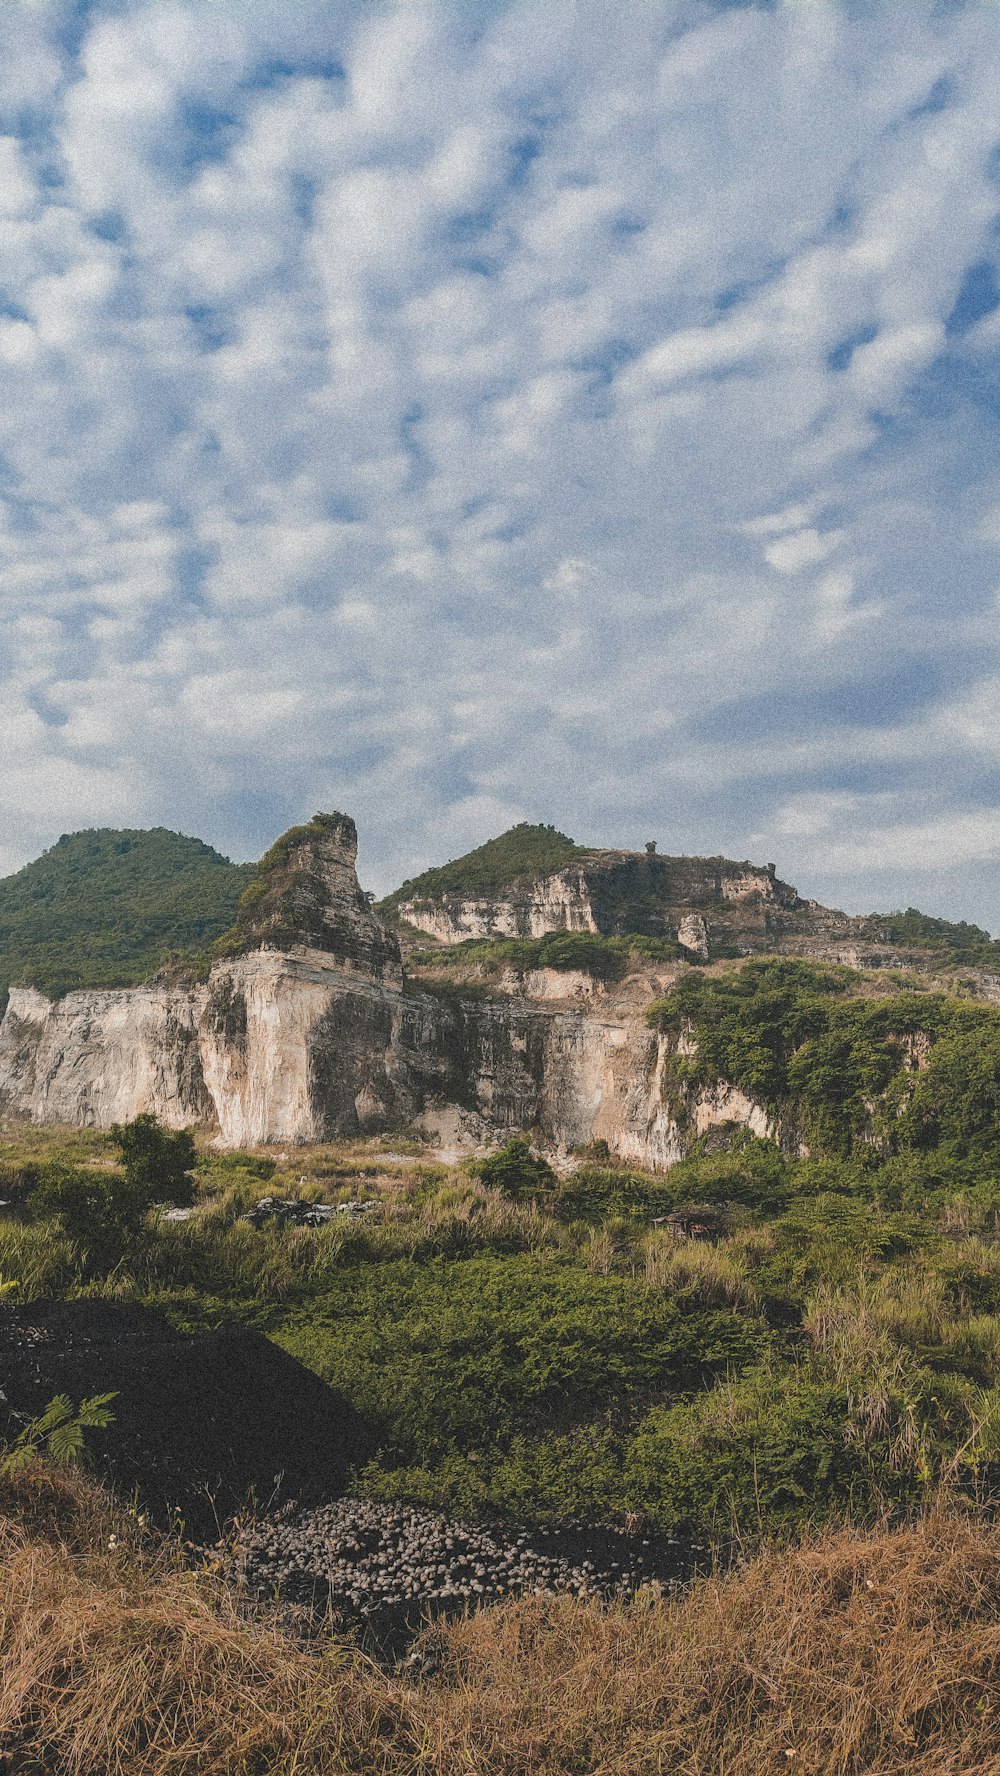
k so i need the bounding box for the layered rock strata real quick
[392,844,911,967]
[0,810,955,1163]
[0,813,753,1162]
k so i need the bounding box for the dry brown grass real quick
[3,1467,1000,1773]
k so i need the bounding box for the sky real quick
[2,1,1000,922]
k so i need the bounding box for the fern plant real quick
[1,1391,117,1476]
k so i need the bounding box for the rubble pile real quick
[223,1496,702,1634]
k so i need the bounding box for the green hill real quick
[872,905,1000,969]
[0,828,254,1003]
[379,822,586,913]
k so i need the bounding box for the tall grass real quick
[2,1464,1000,1774]
[0,1220,78,1298]
[645,1229,760,1310]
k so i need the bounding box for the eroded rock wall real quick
[0,813,777,1165]
[397,849,805,950]
[0,957,774,1168]
[0,984,212,1129]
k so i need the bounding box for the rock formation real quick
[388,841,913,967]
[393,848,789,949]
[0,810,989,1164]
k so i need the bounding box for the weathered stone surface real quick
[397,849,794,948]
[393,845,923,968]
[0,811,975,1167]
[232,812,403,985]
[0,982,212,1128]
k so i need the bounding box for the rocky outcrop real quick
[0,810,965,1166]
[0,982,213,1129]
[0,960,765,1166]
[227,811,402,984]
[393,846,853,959]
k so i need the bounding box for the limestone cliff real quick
[391,843,927,971]
[0,812,760,1163]
[392,848,791,951]
[222,811,402,984]
[0,810,984,1166]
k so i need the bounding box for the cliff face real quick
[394,846,914,969]
[226,812,403,984]
[0,983,213,1129]
[0,815,764,1164]
[395,849,798,951]
[0,811,967,1166]
[0,965,757,1165]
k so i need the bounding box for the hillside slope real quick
[383,822,1000,974]
[0,828,254,1002]
[379,822,587,914]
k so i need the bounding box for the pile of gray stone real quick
[243,1197,381,1228]
[222,1496,699,1632]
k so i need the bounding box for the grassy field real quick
[1,1460,999,1774]
[5,956,1000,1767]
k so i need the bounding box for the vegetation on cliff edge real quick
[378,822,587,912]
[0,828,253,1003]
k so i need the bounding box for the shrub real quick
[477,1137,557,1199]
[1,1392,117,1477]
[31,1115,195,1268]
[624,1368,877,1534]
[111,1113,196,1208]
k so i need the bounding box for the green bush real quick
[112,1114,195,1208]
[275,1255,759,1465]
[623,1369,879,1535]
[30,1115,195,1267]
[477,1138,557,1199]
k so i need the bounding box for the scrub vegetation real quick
[0,1462,998,1775]
[6,961,1000,1767]
[0,828,253,1003]
[409,928,684,979]
[378,822,587,913]
[7,958,1000,1543]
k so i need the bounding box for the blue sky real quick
[2,1,1000,923]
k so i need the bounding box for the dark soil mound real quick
[0,1302,372,1538]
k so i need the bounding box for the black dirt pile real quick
[0,1302,372,1539]
[222,1496,704,1648]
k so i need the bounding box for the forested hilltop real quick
[3,815,1000,1006]
[378,822,587,912]
[0,828,254,1003]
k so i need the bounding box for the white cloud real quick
[763,529,844,576]
[0,0,995,923]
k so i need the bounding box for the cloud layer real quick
[2,0,1000,922]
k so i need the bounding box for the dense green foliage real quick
[379,823,587,912]
[874,905,1000,968]
[10,952,1000,1543]
[112,1114,196,1211]
[650,957,1000,1157]
[410,929,682,979]
[277,1257,757,1462]
[31,1114,196,1266]
[0,828,253,1001]
[476,1137,558,1197]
